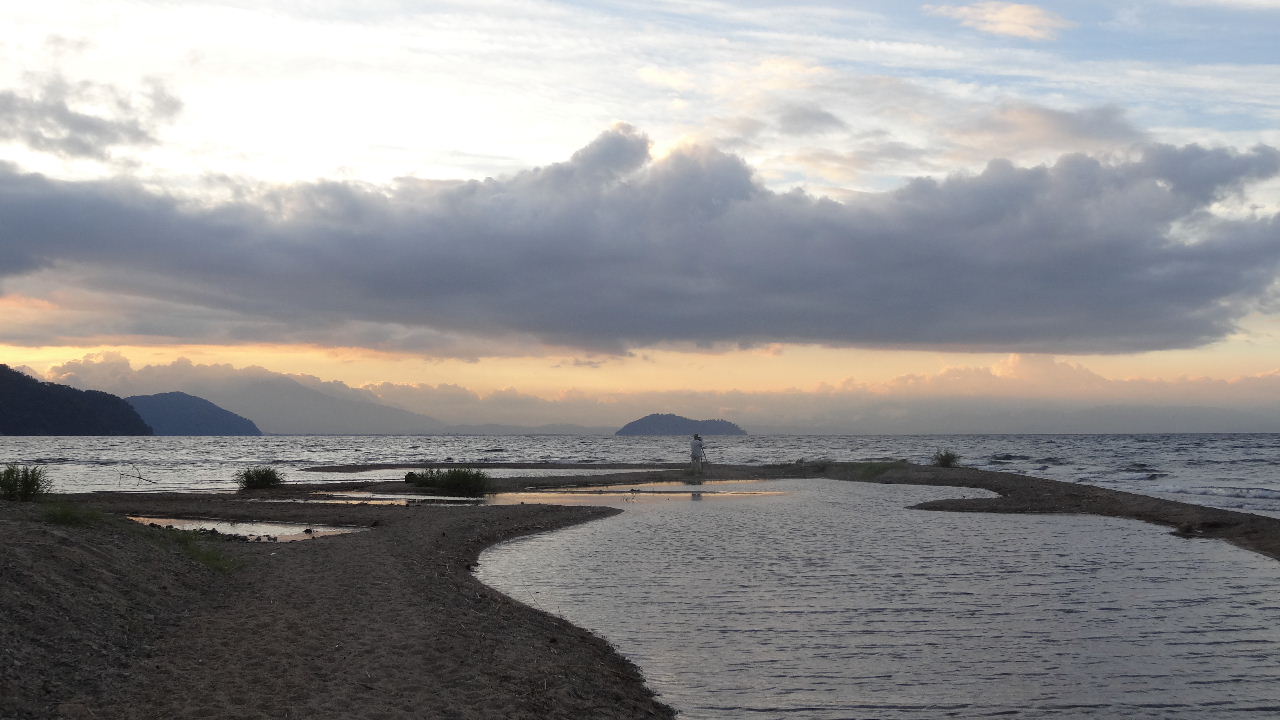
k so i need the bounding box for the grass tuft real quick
[405,467,491,497]
[128,521,242,573]
[39,500,104,526]
[1,464,52,501]
[854,460,908,479]
[235,465,284,491]
[932,450,961,468]
[169,529,242,572]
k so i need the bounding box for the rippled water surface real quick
[1,433,1277,516]
[478,478,1280,718]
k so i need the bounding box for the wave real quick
[1079,472,1169,484]
[1163,486,1280,501]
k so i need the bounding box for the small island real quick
[615,413,746,436]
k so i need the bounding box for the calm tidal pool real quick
[478,478,1280,718]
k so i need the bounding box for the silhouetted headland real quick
[0,364,152,436]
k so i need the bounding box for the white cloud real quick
[925,2,1076,40]
[1169,0,1280,8]
[5,1,1276,199]
[948,103,1146,157]
[636,65,697,91]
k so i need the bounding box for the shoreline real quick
[7,461,1280,718]
[2,488,678,719]
[845,462,1280,562]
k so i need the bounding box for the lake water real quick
[477,477,1280,718]
[1,433,1277,517]
[5,433,1280,716]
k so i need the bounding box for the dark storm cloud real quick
[2,124,1279,354]
[0,75,180,159]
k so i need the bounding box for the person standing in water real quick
[690,433,706,475]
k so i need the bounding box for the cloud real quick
[949,104,1147,157]
[2,126,1279,355]
[774,103,849,136]
[46,352,254,399]
[708,116,768,150]
[1168,0,1280,8]
[787,141,937,185]
[43,352,444,434]
[366,352,1280,432]
[11,364,41,379]
[636,65,697,91]
[925,2,1076,40]
[0,75,181,160]
[874,354,1112,398]
[47,352,1280,433]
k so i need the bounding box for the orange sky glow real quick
[7,330,1280,401]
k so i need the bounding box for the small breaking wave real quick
[1163,486,1280,501]
[1079,472,1169,484]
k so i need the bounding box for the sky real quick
[2,1,1280,432]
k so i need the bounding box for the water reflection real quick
[325,491,482,505]
[487,479,783,506]
[128,516,367,542]
[478,478,1280,718]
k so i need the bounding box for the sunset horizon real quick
[8,5,1280,717]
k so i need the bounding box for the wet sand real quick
[6,461,1280,718]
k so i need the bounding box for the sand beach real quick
[6,461,1280,719]
[2,469,682,720]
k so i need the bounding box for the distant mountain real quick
[0,364,153,436]
[126,392,263,436]
[168,375,445,435]
[442,423,614,436]
[615,413,746,436]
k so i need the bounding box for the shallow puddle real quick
[246,492,483,507]
[307,466,669,481]
[325,490,483,505]
[128,516,369,542]
[241,480,785,509]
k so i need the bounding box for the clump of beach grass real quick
[126,520,242,572]
[168,529,241,572]
[802,459,831,474]
[853,459,908,480]
[235,465,284,491]
[1,463,52,501]
[932,450,961,468]
[40,500,104,526]
[405,467,491,497]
